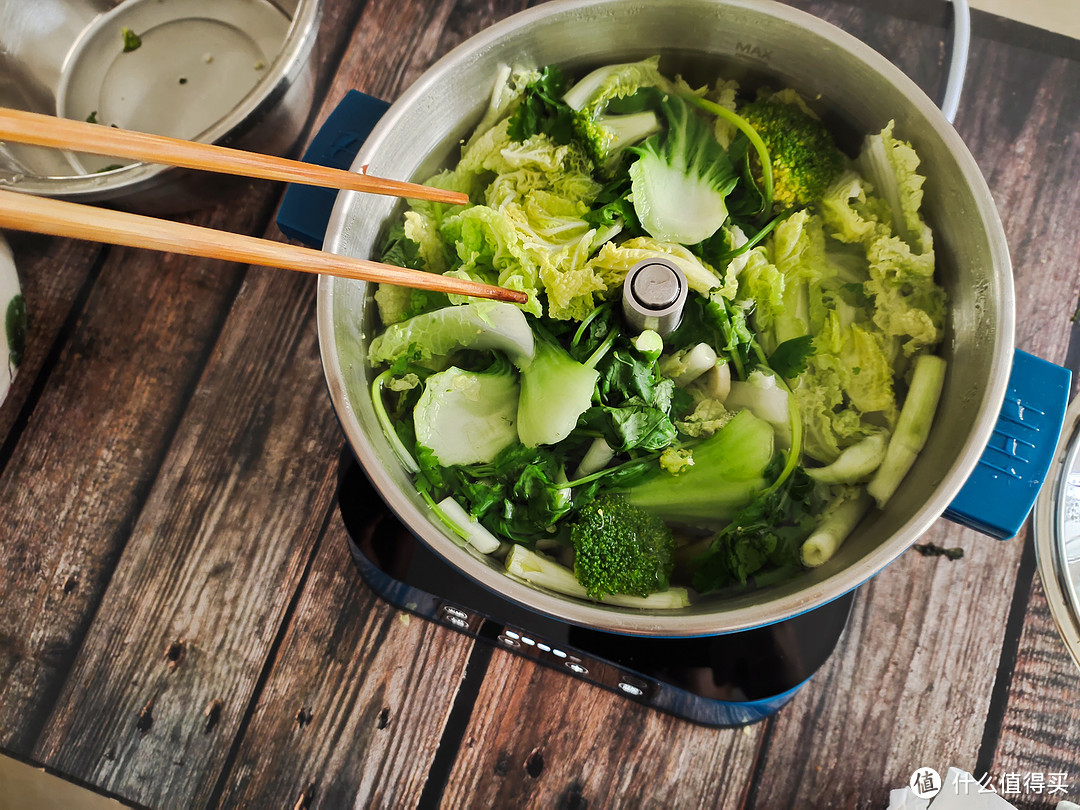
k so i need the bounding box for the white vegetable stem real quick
[435,497,502,554]
[659,343,717,387]
[866,354,947,507]
[574,437,615,479]
[801,492,873,568]
[806,432,888,484]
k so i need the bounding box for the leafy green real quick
[692,464,820,591]
[768,335,815,379]
[368,301,535,370]
[561,58,669,170]
[414,360,520,466]
[507,66,576,144]
[623,409,775,527]
[121,27,141,52]
[517,329,600,447]
[375,222,449,325]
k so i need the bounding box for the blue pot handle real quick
[277,90,390,247]
[284,94,1072,541]
[945,350,1070,539]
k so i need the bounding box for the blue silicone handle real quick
[945,349,1071,539]
[276,90,390,247]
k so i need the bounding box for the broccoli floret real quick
[569,493,676,599]
[740,94,845,210]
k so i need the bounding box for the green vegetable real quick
[371,370,421,474]
[367,301,534,370]
[768,335,815,379]
[628,93,739,245]
[691,465,820,590]
[414,361,520,466]
[725,370,793,449]
[806,431,888,484]
[631,330,663,362]
[866,353,946,506]
[857,120,930,252]
[740,91,846,210]
[587,236,723,296]
[374,221,449,325]
[507,65,576,145]
[562,57,669,170]
[121,27,142,52]
[624,408,775,527]
[432,496,503,554]
[517,329,601,447]
[800,489,872,567]
[505,544,690,609]
[569,493,676,598]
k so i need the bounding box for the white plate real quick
[0,233,24,406]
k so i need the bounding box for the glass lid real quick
[1034,395,1080,671]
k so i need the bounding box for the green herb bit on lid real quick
[121,27,142,53]
[86,111,98,124]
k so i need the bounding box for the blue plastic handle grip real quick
[276,90,390,247]
[945,349,1071,539]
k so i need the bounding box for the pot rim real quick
[318,0,1015,636]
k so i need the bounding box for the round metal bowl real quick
[317,0,1013,636]
[0,0,321,212]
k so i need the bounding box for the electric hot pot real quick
[299,0,1070,638]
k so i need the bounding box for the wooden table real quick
[2,1,1078,807]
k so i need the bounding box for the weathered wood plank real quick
[752,526,1013,806]
[0,224,249,755]
[441,652,765,808]
[0,0,362,767]
[214,514,477,809]
[989,577,1080,802]
[28,260,343,808]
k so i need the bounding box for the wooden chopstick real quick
[0,106,467,206]
[0,190,528,305]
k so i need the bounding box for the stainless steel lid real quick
[1034,394,1080,670]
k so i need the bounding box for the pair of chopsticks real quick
[0,107,527,305]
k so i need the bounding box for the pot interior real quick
[318,0,1013,635]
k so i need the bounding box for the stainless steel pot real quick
[1,0,321,212]
[317,0,1015,636]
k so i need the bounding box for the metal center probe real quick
[621,257,689,336]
